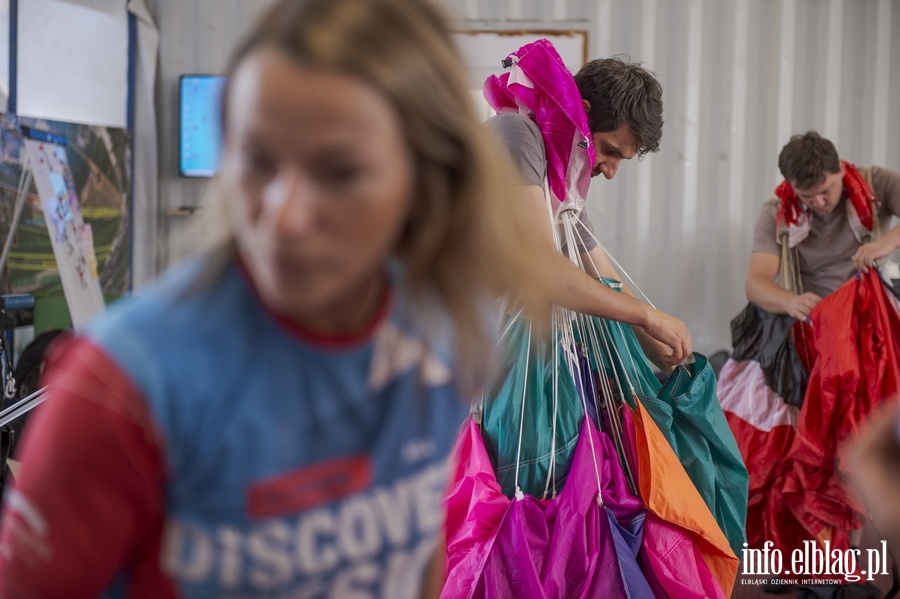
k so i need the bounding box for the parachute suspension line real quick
[791,247,816,366]
[544,180,563,254]
[780,236,814,369]
[536,176,574,499]
[580,307,638,495]
[497,306,525,346]
[577,211,692,378]
[556,208,603,503]
[615,318,647,398]
[561,209,634,402]
[576,212,657,310]
[595,316,641,495]
[561,209,639,494]
[543,306,562,499]
[513,321,533,501]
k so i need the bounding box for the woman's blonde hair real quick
[189,0,550,392]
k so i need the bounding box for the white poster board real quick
[23,133,105,327]
[18,0,128,127]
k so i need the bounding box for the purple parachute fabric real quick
[483,39,594,212]
[442,416,654,599]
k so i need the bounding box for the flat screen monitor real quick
[179,74,226,177]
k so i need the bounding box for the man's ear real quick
[582,99,591,114]
[839,162,846,177]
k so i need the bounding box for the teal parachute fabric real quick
[643,354,749,557]
[582,278,661,406]
[481,279,748,557]
[480,317,584,498]
[579,279,748,556]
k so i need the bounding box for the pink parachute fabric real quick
[442,417,653,599]
[483,38,594,213]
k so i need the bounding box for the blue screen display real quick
[179,75,226,177]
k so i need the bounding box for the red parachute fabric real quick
[781,269,900,546]
[722,270,900,554]
[718,358,802,550]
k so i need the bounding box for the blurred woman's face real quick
[222,48,415,334]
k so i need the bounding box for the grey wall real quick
[152,0,900,354]
[154,0,273,266]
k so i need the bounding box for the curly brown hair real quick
[574,56,664,157]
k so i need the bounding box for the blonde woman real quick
[0,0,545,596]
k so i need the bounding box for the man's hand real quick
[852,236,898,273]
[784,292,823,321]
[642,308,692,366]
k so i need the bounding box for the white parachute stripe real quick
[558,131,591,214]
[717,359,798,431]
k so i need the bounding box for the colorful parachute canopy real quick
[649,354,749,557]
[445,404,740,598]
[483,38,594,212]
[480,318,583,498]
[473,277,743,596]
[443,417,654,598]
[630,400,738,597]
[582,279,748,558]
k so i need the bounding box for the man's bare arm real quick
[745,252,821,320]
[582,244,676,373]
[519,184,692,364]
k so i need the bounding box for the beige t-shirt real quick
[752,166,900,298]
[486,112,597,252]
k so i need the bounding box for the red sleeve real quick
[0,338,172,599]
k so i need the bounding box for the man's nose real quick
[601,157,621,180]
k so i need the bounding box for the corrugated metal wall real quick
[154,0,900,354]
[154,0,273,266]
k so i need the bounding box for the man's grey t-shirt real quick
[751,166,900,298]
[487,112,597,252]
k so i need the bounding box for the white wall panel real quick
[18,0,128,127]
[153,0,272,267]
